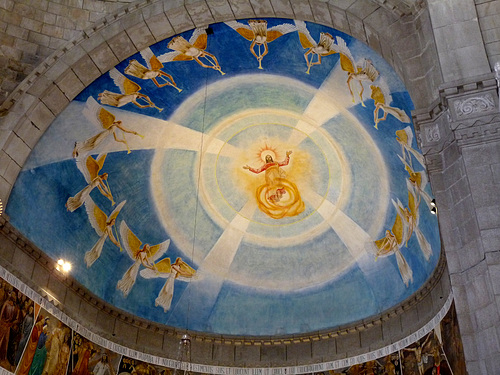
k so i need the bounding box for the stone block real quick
[27,100,55,132]
[312,338,335,361]
[20,17,42,33]
[234,343,260,364]
[460,333,479,360]
[55,69,85,101]
[95,309,115,335]
[137,327,163,351]
[107,32,137,62]
[206,0,234,22]
[475,301,500,331]
[329,0,357,10]
[249,0,274,16]
[269,0,294,19]
[336,332,360,356]
[63,288,81,314]
[120,10,146,31]
[476,326,500,359]
[11,247,35,281]
[164,0,185,11]
[126,21,155,51]
[400,305,420,336]
[381,313,402,342]
[30,262,50,289]
[72,54,101,86]
[484,353,500,375]
[212,341,236,364]
[0,231,16,263]
[46,273,68,302]
[114,318,138,343]
[328,6,350,34]
[260,344,286,365]
[162,334,181,357]
[346,13,366,42]
[416,293,434,323]
[439,44,491,83]
[466,272,494,310]
[3,155,20,184]
[186,1,215,27]
[489,264,500,295]
[310,1,332,26]
[78,299,98,326]
[4,132,31,167]
[41,84,70,116]
[482,27,500,45]
[80,32,106,54]
[166,6,195,34]
[41,24,64,39]
[477,205,500,230]
[6,23,29,40]
[360,324,382,351]
[228,0,255,19]
[0,176,12,204]
[287,340,312,363]
[27,31,50,47]
[145,13,174,43]
[346,0,379,21]
[289,0,313,21]
[14,38,38,55]
[0,150,11,177]
[140,2,165,20]
[88,42,120,73]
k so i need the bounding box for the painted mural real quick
[6,19,441,336]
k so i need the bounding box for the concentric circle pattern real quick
[7,19,440,336]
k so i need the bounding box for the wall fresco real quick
[7,19,440,336]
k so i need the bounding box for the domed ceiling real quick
[6,19,440,336]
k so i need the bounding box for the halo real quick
[259,147,276,163]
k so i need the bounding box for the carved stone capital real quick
[449,91,498,122]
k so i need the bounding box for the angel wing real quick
[392,199,410,245]
[173,258,196,280]
[377,79,393,105]
[335,36,356,73]
[267,22,296,42]
[83,97,116,130]
[157,50,181,63]
[140,258,171,278]
[109,68,141,95]
[140,47,163,70]
[189,28,207,50]
[225,20,254,40]
[146,239,170,262]
[84,198,108,236]
[108,200,126,223]
[120,220,143,260]
[295,20,316,49]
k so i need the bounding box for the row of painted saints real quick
[65,19,427,305]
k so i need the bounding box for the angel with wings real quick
[158,28,224,75]
[370,84,411,129]
[84,198,126,268]
[335,37,379,106]
[398,155,435,212]
[374,206,413,287]
[98,69,163,111]
[66,153,114,212]
[395,126,425,168]
[116,221,171,297]
[225,19,296,69]
[140,257,196,312]
[394,182,433,261]
[73,97,144,158]
[295,20,338,74]
[124,47,182,92]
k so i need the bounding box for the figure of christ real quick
[243,151,305,219]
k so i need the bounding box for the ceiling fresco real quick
[6,19,441,336]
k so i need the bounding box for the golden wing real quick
[146,239,170,261]
[122,78,141,95]
[108,200,126,222]
[370,85,385,105]
[85,198,108,236]
[408,191,418,220]
[98,108,116,129]
[192,32,207,50]
[298,31,314,49]
[119,220,142,258]
[267,23,296,42]
[339,53,355,73]
[86,155,101,181]
[225,21,254,41]
[335,37,356,73]
[295,20,315,49]
[392,212,404,245]
[154,258,172,274]
[149,55,163,70]
[173,54,193,62]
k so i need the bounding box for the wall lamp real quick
[56,259,72,273]
[495,62,500,112]
[430,199,437,215]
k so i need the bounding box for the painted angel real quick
[158,28,224,75]
[335,36,379,106]
[140,257,196,312]
[124,47,182,92]
[84,198,126,268]
[225,20,296,69]
[73,97,144,158]
[398,155,434,212]
[98,68,163,111]
[370,83,411,129]
[394,182,433,261]
[395,126,425,167]
[66,153,114,212]
[374,208,413,287]
[116,220,171,297]
[295,20,338,74]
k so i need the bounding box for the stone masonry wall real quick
[0,0,135,108]
[476,0,500,69]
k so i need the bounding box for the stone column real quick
[414,74,500,373]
